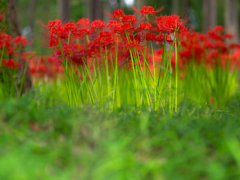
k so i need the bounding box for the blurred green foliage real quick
[0,0,8,32]
[1,89,240,179]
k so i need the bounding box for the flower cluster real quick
[0,33,28,70]
[0,13,28,70]
[44,7,188,70]
[176,26,240,71]
[29,55,64,82]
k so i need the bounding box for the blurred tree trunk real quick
[0,0,9,31]
[28,0,38,50]
[135,0,146,21]
[90,0,101,21]
[224,0,239,43]
[83,0,90,19]
[182,0,190,17]
[58,0,70,23]
[8,0,32,93]
[172,0,179,14]
[203,0,216,33]
[103,0,121,23]
[104,0,111,23]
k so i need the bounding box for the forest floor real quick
[1,90,240,180]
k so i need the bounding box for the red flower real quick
[132,6,163,17]
[144,32,156,42]
[121,15,137,24]
[137,22,152,31]
[204,40,213,49]
[179,50,192,60]
[91,20,105,31]
[47,19,62,31]
[0,14,3,22]
[214,26,224,33]
[76,18,90,27]
[156,15,187,33]
[0,34,11,48]
[99,30,112,38]
[106,9,125,20]
[126,40,141,50]
[224,33,234,39]
[229,43,240,49]
[14,36,28,47]
[208,31,223,41]
[65,23,76,32]
[2,59,20,69]
[107,20,122,34]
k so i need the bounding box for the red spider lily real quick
[74,27,92,39]
[132,6,163,17]
[49,38,58,47]
[177,26,240,71]
[105,9,125,20]
[137,22,152,31]
[214,26,224,33]
[212,41,228,53]
[204,40,214,49]
[0,34,11,48]
[107,20,123,35]
[64,23,76,32]
[7,47,15,55]
[47,19,62,31]
[120,23,135,32]
[46,20,69,40]
[85,45,101,58]
[146,32,157,42]
[179,49,192,59]
[91,20,105,31]
[229,43,240,50]
[93,36,115,50]
[156,14,188,33]
[121,15,137,24]
[224,33,234,39]
[76,18,90,27]
[134,32,145,43]
[189,44,205,59]
[208,31,223,41]
[180,40,188,47]
[119,49,144,69]
[70,53,85,66]
[99,30,112,38]
[1,59,20,69]
[125,40,141,50]
[13,36,28,47]
[155,33,165,44]
[29,55,64,80]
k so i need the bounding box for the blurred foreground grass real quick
[1,90,240,180]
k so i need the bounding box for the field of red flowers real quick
[2,6,240,180]
[1,6,240,111]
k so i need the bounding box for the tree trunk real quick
[28,0,38,50]
[203,0,217,33]
[58,0,70,23]
[83,0,90,20]
[172,0,179,14]
[224,0,239,43]
[134,0,146,21]
[182,0,190,17]
[90,0,101,21]
[8,0,32,94]
[104,0,111,23]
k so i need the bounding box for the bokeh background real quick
[1,0,239,54]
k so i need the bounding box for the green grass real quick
[1,89,240,180]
